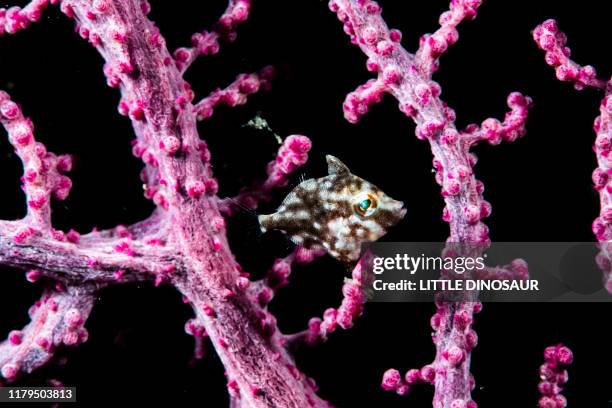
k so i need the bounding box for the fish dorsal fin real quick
[326,155,350,176]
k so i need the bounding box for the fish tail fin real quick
[258,214,270,232]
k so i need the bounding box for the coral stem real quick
[329,0,531,405]
[533,19,612,292]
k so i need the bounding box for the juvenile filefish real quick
[259,155,406,263]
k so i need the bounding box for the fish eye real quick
[353,193,378,217]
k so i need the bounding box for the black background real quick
[0,0,610,406]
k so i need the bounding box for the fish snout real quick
[395,200,407,218]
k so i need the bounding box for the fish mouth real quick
[397,201,407,218]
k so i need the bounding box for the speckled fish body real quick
[259,155,406,263]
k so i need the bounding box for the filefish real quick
[259,155,406,263]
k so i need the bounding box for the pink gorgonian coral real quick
[0,0,603,406]
[533,19,612,293]
[0,1,368,406]
[328,0,530,406]
[537,344,573,408]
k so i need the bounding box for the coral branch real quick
[381,299,481,406]
[219,134,311,215]
[249,247,307,307]
[194,67,274,121]
[415,0,483,76]
[380,298,480,405]
[184,316,207,360]
[0,219,173,285]
[329,1,532,406]
[534,20,612,292]
[31,1,330,405]
[474,258,528,281]
[463,92,532,146]
[343,78,387,124]
[286,257,366,347]
[330,0,532,242]
[173,0,252,74]
[0,286,94,381]
[382,364,436,396]
[0,0,52,36]
[0,91,73,229]
[538,344,573,408]
[533,20,607,91]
